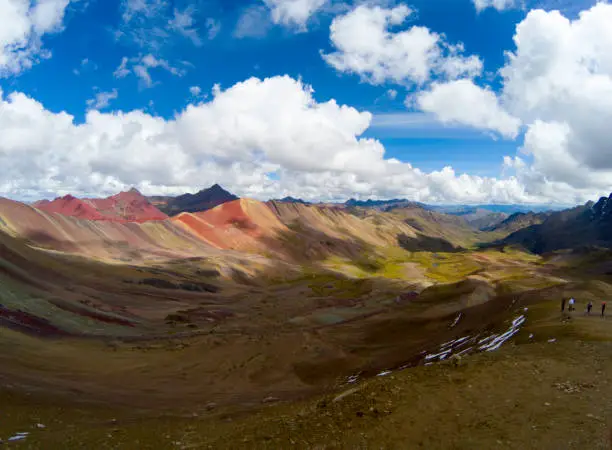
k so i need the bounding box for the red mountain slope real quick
[89,188,168,222]
[172,198,287,250]
[33,195,105,220]
[34,189,168,223]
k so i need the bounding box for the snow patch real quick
[346,374,360,384]
[423,312,527,364]
[8,432,29,441]
[450,312,462,328]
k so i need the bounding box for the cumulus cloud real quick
[421,3,612,200]
[417,79,521,138]
[86,89,119,111]
[0,0,72,76]
[0,77,547,204]
[473,0,516,12]
[501,4,612,171]
[503,4,612,196]
[263,0,328,29]
[189,86,202,97]
[236,0,335,37]
[323,5,483,86]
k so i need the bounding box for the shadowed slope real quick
[486,211,550,236]
[149,184,239,216]
[500,201,604,253]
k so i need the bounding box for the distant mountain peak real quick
[591,193,612,219]
[344,198,424,211]
[147,184,239,216]
[276,196,310,204]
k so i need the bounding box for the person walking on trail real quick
[602,301,607,318]
[569,298,576,312]
[561,298,566,312]
[587,301,593,315]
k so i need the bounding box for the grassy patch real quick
[404,252,484,283]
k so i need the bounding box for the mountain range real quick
[20,184,603,256]
[499,194,612,253]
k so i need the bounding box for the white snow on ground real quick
[450,312,462,328]
[346,374,360,384]
[344,310,528,385]
[479,315,525,352]
[8,432,29,441]
[425,313,527,362]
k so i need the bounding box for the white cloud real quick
[236,0,334,37]
[135,54,185,87]
[121,0,167,23]
[501,4,612,195]
[189,86,202,97]
[169,6,202,46]
[113,54,185,88]
[473,0,516,12]
[417,79,521,138]
[263,0,327,29]
[420,3,612,200]
[113,57,130,78]
[234,5,273,39]
[206,18,221,40]
[386,89,397,100]
[0,77,554,204]
[323,5,483,86]
[116,5,170,51]
[73,57,97,75]
[86,89,119,111]
[119,0,217,50]
[0,0,72,76]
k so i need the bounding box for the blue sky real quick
[0,0,606,204]
[4,0,526,169]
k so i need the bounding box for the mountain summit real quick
[148,184,239,216]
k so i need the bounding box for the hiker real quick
[569,297,576,312]
[602,301,607,317]
[587,301,593,315]
[561,298,566,312]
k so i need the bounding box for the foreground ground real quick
[2,279,612,449]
